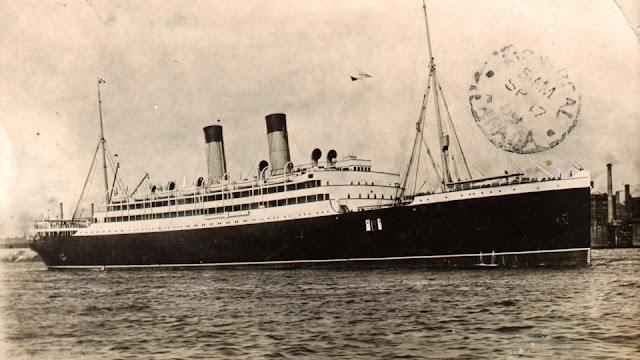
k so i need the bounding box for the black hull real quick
[31,187,591,269]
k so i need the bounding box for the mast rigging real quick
[399,0,474,196]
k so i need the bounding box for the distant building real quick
[590,184,638,248]
[590,192,608,247]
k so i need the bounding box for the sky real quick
[1,0,639,237]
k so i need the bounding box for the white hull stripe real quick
[47,248,591,270]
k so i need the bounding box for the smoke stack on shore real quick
[625,184,632,220]
[607,163,614,223]
[203,125,227,183]
[265,113,292,175]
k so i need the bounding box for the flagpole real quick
[422,0,434,62]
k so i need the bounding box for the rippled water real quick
[1,248,638,359]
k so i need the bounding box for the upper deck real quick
[31,219,91,238]
[95,156,401,224]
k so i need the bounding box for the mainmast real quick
[97,78,109,203]
[422,0,452,188]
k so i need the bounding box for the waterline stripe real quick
[47,248,591,270]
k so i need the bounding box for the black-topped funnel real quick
[265,113,292,175]
[203,125,227,183]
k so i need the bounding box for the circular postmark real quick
[469,45,581,154]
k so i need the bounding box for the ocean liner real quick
[29,2,591,270]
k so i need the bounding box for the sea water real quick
[0,248,638,359]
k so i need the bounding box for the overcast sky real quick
[1,0,639,237]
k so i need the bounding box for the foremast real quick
[97,78,110,204]
[71,78,116,221]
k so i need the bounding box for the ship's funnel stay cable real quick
[246,135,268,180]
[190,147,205,188]
[286,128,306,168]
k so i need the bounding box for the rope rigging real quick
[435,71,471,181]
[71,140,101,220]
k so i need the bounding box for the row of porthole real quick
[417,188,505,203]
[82,211,330,235]
[419,184,554,203]
[347,194,387,199]
[422,182,564,205]
[459,189,506,197]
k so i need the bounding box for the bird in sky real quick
[351,71,372,81]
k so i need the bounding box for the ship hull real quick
[30,187,590,269]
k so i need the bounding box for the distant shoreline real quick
[0,237,29,249]
[0,243,29,249]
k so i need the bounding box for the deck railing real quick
[32,219,91,230]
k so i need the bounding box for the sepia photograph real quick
[1,0,639,358]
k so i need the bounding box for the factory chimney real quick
[60,202,63,221]
[203,125,227,183]
[625,184,632,220]
[265,113,292,175]
[607,163,614,223]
